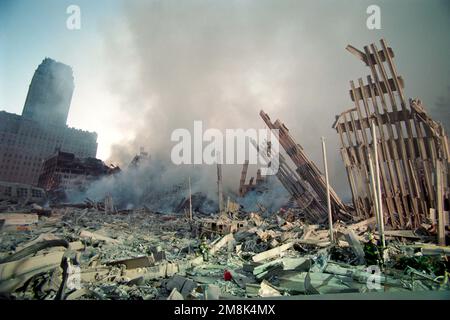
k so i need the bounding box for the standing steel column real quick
[372,121,385,248]
[217,162,224,213]
[321,137,334,243]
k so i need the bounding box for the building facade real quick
[38,151,118,192]
[0,58,98,185]
[22,58,74,127]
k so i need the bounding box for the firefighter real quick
[199,237,209,262]
[364,232,383,268]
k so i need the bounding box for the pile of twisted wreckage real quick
[0,39,449,300]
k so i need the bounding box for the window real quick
[17,187,28,197]
[3,186,12,196]
[31,189,43,198]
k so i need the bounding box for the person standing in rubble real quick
[199,237,209,262]
[364,232,384,269]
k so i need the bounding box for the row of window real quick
[1,153,42,161]
[2,186,43,198]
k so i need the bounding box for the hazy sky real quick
[0,0,449,198]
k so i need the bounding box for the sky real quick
[0,0,449,199]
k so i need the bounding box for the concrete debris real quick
[252,242,295,263]
[343,230,366,265]
[0,192,448,300]
[167,288,184,300]
[0,213,39,227]
[79,229,121,244]
[258,280,281,297]
[204,284,220,300]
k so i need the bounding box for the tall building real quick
[22,58,74,126]
[0,58,98,186]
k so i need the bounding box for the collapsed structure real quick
[238,160,266,197]
[259,111,349,223]
[333,39,449,242]
[38,151,119,194]
[252,39,449,246]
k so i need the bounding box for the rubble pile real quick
[0,203,448,300]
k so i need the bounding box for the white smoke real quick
[87,0,449,208]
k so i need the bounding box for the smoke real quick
[434,86,450,134]
[68,156,291,213]
[68,157,216,211]
[97,0,360,199]
[237,176,292,214]
[87,0,449,208]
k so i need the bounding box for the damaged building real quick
[38,151,119,196]
[238,160,267,197]
[333,39,449,244]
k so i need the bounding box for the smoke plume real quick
[83,0,449,209]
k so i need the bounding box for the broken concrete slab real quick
[166,275,197,298]
[167,288,184,300]
[210,233,235,256]
[259,280,282,297]
[0,250,64,293]
[79,229,121,244]
[324,263,404,288]
[278,271,363,294]
[0,213,39,226]
[107,255,155,269]
[343,230,366,265]
[252,242,294,263]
